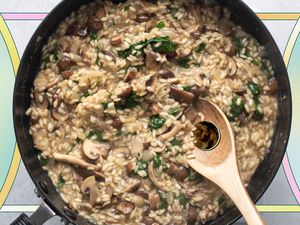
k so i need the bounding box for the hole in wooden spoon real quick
[194,121,220,151]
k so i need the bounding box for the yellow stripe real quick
[0,15,20,209]
[257,13,300,20]
[257,205,300,213]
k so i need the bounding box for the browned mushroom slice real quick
[169,86,195,104]
[136,13,153,23]
[146,75,158,92]
[190,25,207,39]
[126,161,136,174]
[167,163,188,182]
[145,51,161,71]
[116,201,135,215]
[266,77,278,95]
[57,57,75,72]
[34,91,49,109]
[51,107,69,122]
[224,38,235,57]
[145,102,160,117]
[118,86,133,98]
[81,176,100,206]
[215,19,234,36]
[148,161,169,192]
[142,217,159,225]
[110,35,123,46]
[111,119,123,129]
[53,153,98,170]
[124,179,141,193]
[149,191,160,210]
[73,166,105,181]
[189,85,208,98]
[65,21,80,36]
[188,207,199,224]
[124,67,137,82]
[83,139,110,160]
[95,5,106,19]
[145,19,158,32]
[157,69,175,79]
[101,50,116,63]
[137,190,149,199]
[87,16,103,32]
[228,58,237,76]
[159,124,183,141]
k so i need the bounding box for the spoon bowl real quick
[187,98,266,225]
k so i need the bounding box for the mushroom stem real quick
[53,153,98,170]
[148,161,169,192]
[159,124,184,141]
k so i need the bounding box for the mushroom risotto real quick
[27,0,278,224]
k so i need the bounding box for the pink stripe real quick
[1,13,47,20]
[282,153,300,204]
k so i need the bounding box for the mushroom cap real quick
[116,201,135,215]
[83,139,110,160]
[80,176,100,206]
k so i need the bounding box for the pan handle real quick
[11,202,56,225]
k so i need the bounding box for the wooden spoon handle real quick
[220,172,266,225]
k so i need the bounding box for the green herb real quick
[152,155,161,168]
[38,153,49,167]
[170,138,182,147]
[80,92,90,99]
[56,174,65,190]
[168,107,181,116]
[90,32,98,40]
[252,109,264,121]
[232,36,243,56]
[159,198,168,210]
[43,49,58,64]
[156,21,165,29]
[115,92,141,109]
[178,192,188,207]
[116,129,123,136]
[183,86,192,91]
[149,115,166,130]
[178,57,190,68]
[188,169,203,182]
[230,96,245,118]
[96,47,101,67]
[248,82,260,96]
[72,80,79,84]
[87,130,103,142]
[124,4,131,11]
[168,6,179,18]
[136,159,148,171]
[76,138,82,144]
[102,102,109,110]
[196,43,206,53]
[118,36,177,59]
[251,58,260,66]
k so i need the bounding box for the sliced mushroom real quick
[61,70,73,79]
[51,107,69,122]
[87,16,103,32]
[167,163,188,182]
[114,147,130,158]
[215,19,234,36]
[146,75,158,92]
[157,69,175,79]
[95,5,106,19]
[110,35,123,46]
[118,86,133,98]
[145,19,158,32]
[73,166,105,181]
[136,13,152,23]
[101,50,116,63]
[224,38,235,57]
[148,161,169,191]
[112,119,123,129]
[142,217,159,225]
[159,124,183,141]
[126,161,136,174]
[81,176,100,206]
[266,77,278,95]
[169,86,195,104]
[53,153,98,170]
[145,102,160,117]
[34,91,49,109]
[130,136,144,157]
[228,58,237,76]
[124,179,141,193]
[145,51,161,71]
[124,67,137,82]
[137,190,149,199]
[149,191,160,209]
[188,207,199,224]
[65,21,80,36]
[116,201,135,215]
[83,139,110,160]
[190,25,207,39]
[57,57,75,72]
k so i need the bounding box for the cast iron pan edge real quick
[13,0,292,224]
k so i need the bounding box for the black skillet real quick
[11,0,292,224]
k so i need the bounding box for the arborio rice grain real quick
[28,0,278,224]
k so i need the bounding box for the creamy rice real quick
[27,0,278,224]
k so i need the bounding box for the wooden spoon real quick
[187,98,266,225]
